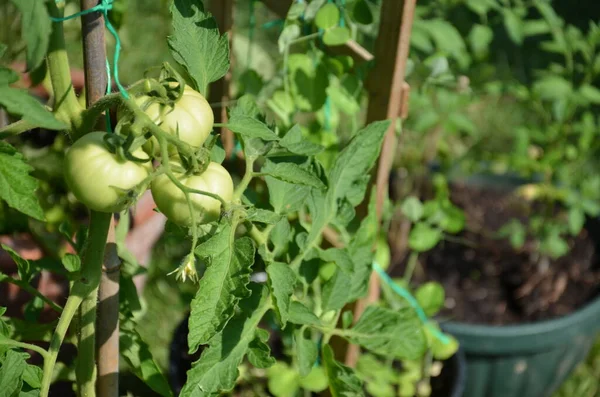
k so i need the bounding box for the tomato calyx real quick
[102,133,152,165]
[136,63,189,104]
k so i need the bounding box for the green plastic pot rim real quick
[440,292,600,354]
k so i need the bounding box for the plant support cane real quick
[345,0,418,368]
[41,212,112,396]
[79,0,121,396]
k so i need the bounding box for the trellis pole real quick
[345,0,418,367]
[79,1,120,395]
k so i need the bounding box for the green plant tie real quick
[372,262,451,345]
[51,0,129,106]
[261,19,284,30]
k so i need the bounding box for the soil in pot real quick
[392,182,600,325]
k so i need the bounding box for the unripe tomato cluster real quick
[64,85,234,226]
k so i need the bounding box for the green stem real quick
[77,92,123,139]
[122,97,197,159]
[40,211,111,397]
[47,2,84,132]
[233,156,256,203]
[247,223,274,247]
[403,251,419,283]
[76,286,99,397]
[0,339,49,359]
[159,137,200,256]
[0,277,63,313]
[0,120,35,137]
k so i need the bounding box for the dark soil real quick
[391,183,600,325]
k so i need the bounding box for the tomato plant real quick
[0,1,457,397]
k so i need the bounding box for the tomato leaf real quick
[247,328,276,369]
[180,285,269,397]
[568,207,585,236]
[169,0,230,95]
[295,330,318,377]
[246,208,282,224]
[353,0,373,25]
[279,125,324,156]
[322,270,352,312]
[286,2,307,21]
[266,262,297,325]
[0,87,66,131]
[120,320,173,397]
[0,67,19,85]
[344,306,426,360]
[345,189,378,298]
[10,0,51,71]
[288,54,328,111]
[1,244,32,282]
[267,362,301,397]
[304,0,326,21]
[24,296,44,322]
[323,27,351,46]
[61,253,81,273]
[0,349,28,396]
[579,84,600,104]
[226,115,279,141]
[503,9,524,45]
[262,162,326,190]
[322,344,364,397]
[415,282,445,317]
[318,248,353,274]
[468,24,493,57]
[327,120,389,204]
[315,3,340,30]
[266,172,311,215]
[190,224,254,350]
[408,223,442,252]
[401,196,424,222]
[288,301,321,326]
[22,361,42,389]
[278,24,301,54]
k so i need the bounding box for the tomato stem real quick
[47,1,84,134]
[40,211,112,397]
[233,156,256,203]
[0,339,49,360]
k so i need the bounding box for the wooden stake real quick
[345,0,418,368]
[80,1,120,394]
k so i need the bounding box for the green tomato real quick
[64,132,151,213]
[134,85,214,155]
[151,161,233,226]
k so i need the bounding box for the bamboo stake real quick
[80,1,120,395]
[345,0,418,368]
